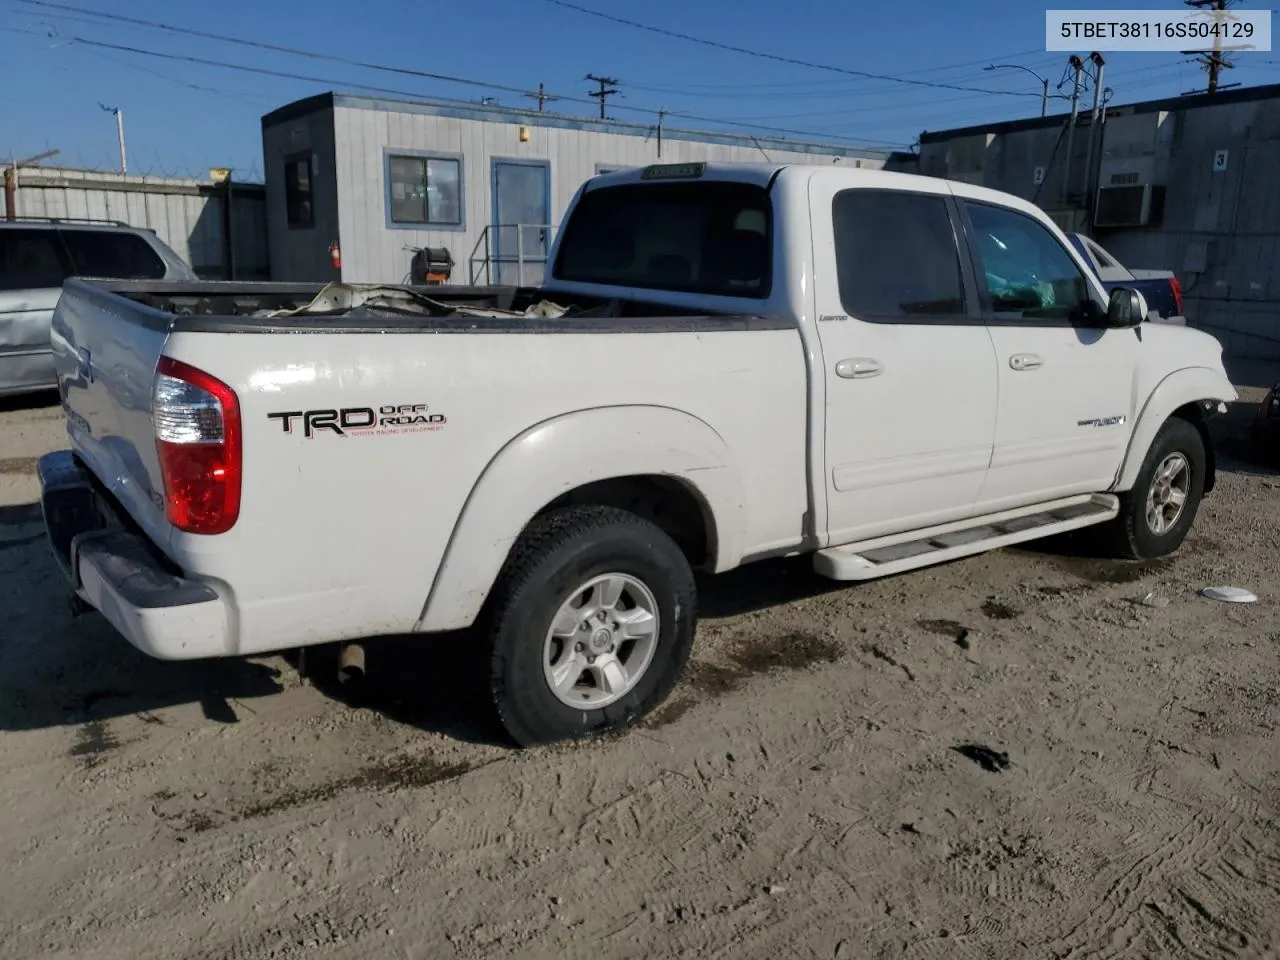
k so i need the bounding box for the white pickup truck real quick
[39,162,1236,745]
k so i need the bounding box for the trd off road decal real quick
[267,404,446,438]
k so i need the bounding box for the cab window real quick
[831,189,967,321]
[553,181,772,298]
[964,201,1096,322]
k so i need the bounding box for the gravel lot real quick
[1,365,1278,960]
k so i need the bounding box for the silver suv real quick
[0,218,197,397]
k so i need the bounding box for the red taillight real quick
[152,356,241,535]
[1170,276,1183,316]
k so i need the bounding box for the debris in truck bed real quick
[262,282,570,320]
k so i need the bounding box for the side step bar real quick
[814,494,1120,582]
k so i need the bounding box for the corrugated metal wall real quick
[308,104,892,285]
[6,168,269,280]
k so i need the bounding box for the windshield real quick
[553,181,772,298]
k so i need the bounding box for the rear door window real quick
[59,229,167,280]
[553,181,772,298]
[0,229,71,291]
[831,189,967,321]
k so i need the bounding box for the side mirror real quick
[1107,287,1148,328]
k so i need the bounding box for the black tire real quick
[483,505,697,746]
[1103,417,1206,560]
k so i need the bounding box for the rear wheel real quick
[1103,417,1206,560]
[484,505,697,746]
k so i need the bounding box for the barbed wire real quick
[18,152,266,184]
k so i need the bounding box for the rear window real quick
[553,181,772,298]
[0,229,70,291]
[59,229,167,280]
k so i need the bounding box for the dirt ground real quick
[2,364,1278,960]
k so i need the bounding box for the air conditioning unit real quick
[1094,183,1165,228]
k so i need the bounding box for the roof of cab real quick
[584,161,1051,225]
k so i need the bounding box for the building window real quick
[388,153,462,226]
[284,153,313,228]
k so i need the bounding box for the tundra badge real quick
[1077,415,1126,428]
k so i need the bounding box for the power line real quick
[14,0,573,104]
[617,48,1051,95]
[724,87,1074,124]
[12,0,909,145]
[80,46,278,108]
[540,0,1043,99]
[43,32,908,147]
[21,0,1045,104]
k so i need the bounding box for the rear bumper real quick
[38,451,231,660]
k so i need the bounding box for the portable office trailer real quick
[262,91,901,286]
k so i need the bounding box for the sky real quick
[2,0,1279,181]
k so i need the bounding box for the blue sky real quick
[2,0,1278,180]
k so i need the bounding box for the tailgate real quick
[51,279,174,547]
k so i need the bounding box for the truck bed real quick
[79,279,774,333]
[47,276,809,658]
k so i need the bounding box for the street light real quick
[984,63,1051,118]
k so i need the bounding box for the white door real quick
[962,199,1140,509]
[809,175,999,545]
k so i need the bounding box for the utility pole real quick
[1061,55,1084,210]
[99,103,126,174]
[657,108,668,157]
[585,74,619,120]
[525,82,561,113]
[1083,52,1106,232]
[1183,0,1236,93]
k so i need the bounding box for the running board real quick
[814,494,1120,582]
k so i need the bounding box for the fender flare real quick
[1113,366,1237,492]
[416,405,746,632]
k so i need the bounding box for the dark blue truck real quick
[1067,233,1185,325]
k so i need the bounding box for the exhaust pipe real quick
[337,642,366,686]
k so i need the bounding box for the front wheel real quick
[484,505,697,746]
[1103,417,1207,560]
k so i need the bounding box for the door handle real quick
[1009,353,1043,371]
[835,357,882,379]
